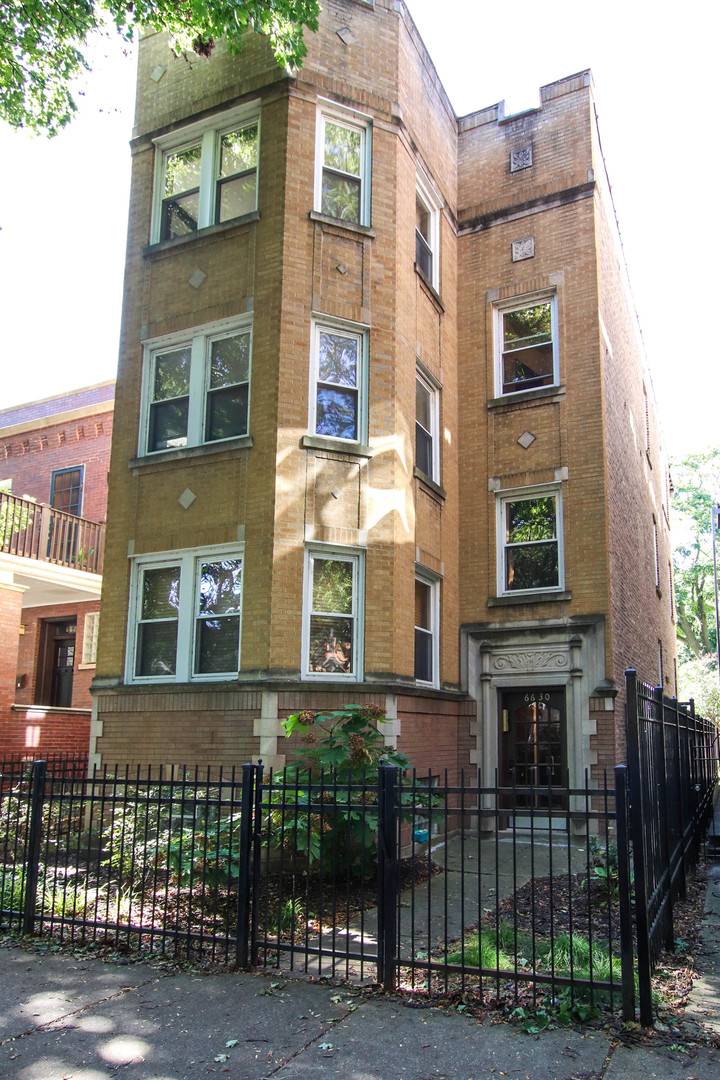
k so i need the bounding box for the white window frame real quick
[314,100,372,227]
[151,101,260,244]
[414,568,440,689]
[302,546,364,682]
[126,544,243,684]
[415,363,441,483]
[496,484,565,597]
[414,171,442,291]
[139,315,253,457]
[309,317,368,445]
[81,611,100,665]
[494,291,559,398]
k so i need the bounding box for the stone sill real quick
[487,590,572,607]
[142,211,261,257]
[300,434,373,458]
[130,436,253,469]
[487,385,566,409]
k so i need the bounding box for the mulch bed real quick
[494,870,620,942]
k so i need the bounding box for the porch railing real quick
[0,491,104,574]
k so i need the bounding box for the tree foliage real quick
[672,448,720,663]
[0,0,320,137]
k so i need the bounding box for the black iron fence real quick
[0,682,717,1024]
[625,669,720,1023]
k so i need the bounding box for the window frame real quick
[309,317,368,446]
[315,100,372,227]
[126,544,244,684]
[415,364,441,483]
[50,466,84,517]
[81,611,99,666]
[414,569,440,688]
[414,172,441,291]
[496,485,565,597]
[151,102,260,244]
[302,546,364,682]
[494,291,559,398]
[139,315,253,457]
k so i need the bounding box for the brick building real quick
[0,383,114,756]
[91,1,675,798]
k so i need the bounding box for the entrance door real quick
[36,619,77,707]
[500,688,567,817]
[51,636,75,707]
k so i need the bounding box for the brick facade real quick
[0,383,113,757]
[93,3,675,788]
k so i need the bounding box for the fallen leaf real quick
[225,1039,238,1048]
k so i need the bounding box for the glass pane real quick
[162,190,200,239]
[136,621,178,677]
[149,398,189,451]
[312,558,353,614]
[154,348,191,401]
[206,385,249,441]
[308,615,353,674]
[316,387,357,440]
[503,303,552,351]
[218,173,257,221]
[416,379,431,430]
[506,541,559,591]
[318,332,357,387]
[195,616,239,674]
[209,333,250,389]
[219,125,258,176]
[416,195,431,241]
[414,627,432,682]
[506,498,556,544]
[321,171,360,222]
[416,424,432,476]
[51,468,83,515]
[141,566,181,619]
[198,559,242,616]
[502,343,553,392]
[415,579,431,630]
[323,122,361,176]
[415,230,433,280]
[164,145,202,196]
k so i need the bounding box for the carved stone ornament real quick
[517,430,536,449]
[492,649,569,672]
[511,236,535,262]
[510,145,533,172]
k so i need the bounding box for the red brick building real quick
[91,1,675,797]
[0,383,114,757]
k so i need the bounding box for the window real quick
[495,294,558,396]
[127,547,243,682]
[497,488,563,595]
[414,173,441,290]
[81,612,100,665]
[140,317,252,455]
[303,549,363,680]
[415,367,440,482]
[415,572,439,687]
[652,516,660,588]
[51,467,83,516]
[315,103,371,226]
[310,320,367,443]
[152,104,259,243]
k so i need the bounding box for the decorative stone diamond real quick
[178,488,196,509]
[337,27,356,44]
[188,268,207,289]
[510,145,533,172]
[150,66,166,83]
[517,431,536,449]
[336,262,348,275]
[511,236,535,262]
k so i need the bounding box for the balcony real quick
[0,492,105,576]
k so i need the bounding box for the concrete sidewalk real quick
[1,930,718,1080]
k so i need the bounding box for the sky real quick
[0,0,717,461]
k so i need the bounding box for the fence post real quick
[236,762,258,969]
[625,669,653,1026]
[22,760,47,937]
[614,765,635,1020]
[377,763,399,991]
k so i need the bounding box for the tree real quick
[0,0,320,137]
[672,448,720,662]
